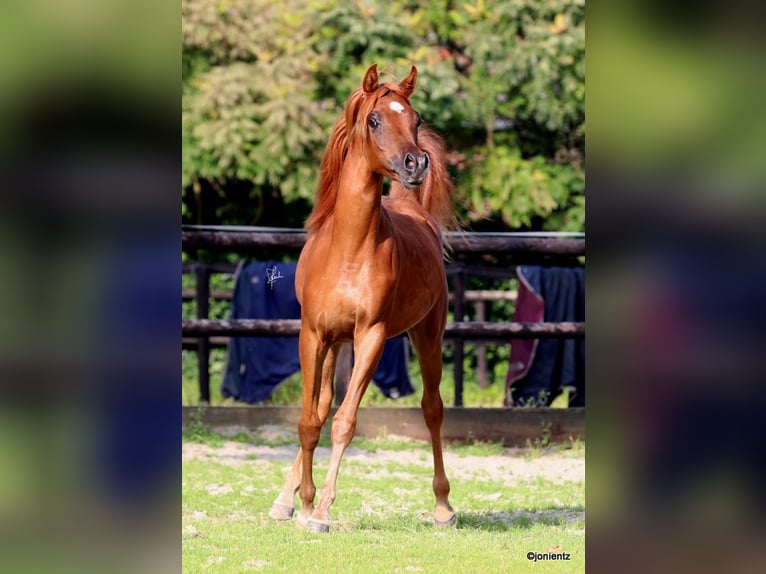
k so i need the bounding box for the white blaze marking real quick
[389,101,405,113]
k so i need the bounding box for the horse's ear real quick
[362,64,379,93]
[399,66,417,98]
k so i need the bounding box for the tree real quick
[182,0,584,231]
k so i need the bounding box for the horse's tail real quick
[389,128,458,234]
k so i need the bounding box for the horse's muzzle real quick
[399,152,429,188]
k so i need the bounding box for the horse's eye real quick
[367,114,379,129]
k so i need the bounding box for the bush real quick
[182,0,584,232]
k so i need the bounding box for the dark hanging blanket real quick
[505,265,585,407]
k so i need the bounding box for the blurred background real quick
[181,0,585,232]
[0,1,179,573]
[587,1,766,573]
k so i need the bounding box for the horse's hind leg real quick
[269,334,337,522]
[409,304,456,527]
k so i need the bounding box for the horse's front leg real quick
[268,449,302,521]
[307,325,386,533]
[269,342,339,521]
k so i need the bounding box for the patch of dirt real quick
[183,425,584,485]
[205,483,233,496]
[182,524,204,538]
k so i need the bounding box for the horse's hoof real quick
[306,519,331,533]
[268,502,294,521]
[433,513,457,528]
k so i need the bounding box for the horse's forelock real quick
[346,85,412,132]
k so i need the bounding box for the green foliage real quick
[462,146,584,230]
[181,272,233,321]
[182,0,584,231]
[183,406,224,446]
[182,348,229,404]
[182,0,333,206]
[445,0,585,229]
[524,421,554,459]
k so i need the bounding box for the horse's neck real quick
[331,149,384,257]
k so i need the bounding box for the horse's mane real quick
[305,81,457,235]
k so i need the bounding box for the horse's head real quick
[356,64,429,189]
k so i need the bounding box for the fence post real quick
[475,300,488,389]
[195,263,211,404]
[453,270,465,407]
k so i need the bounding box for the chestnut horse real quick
[269,64,457,532]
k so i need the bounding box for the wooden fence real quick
[182,226,584,409]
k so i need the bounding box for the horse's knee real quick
[421,396,444,424]
[331,415,355,446]
[298,419,321,451]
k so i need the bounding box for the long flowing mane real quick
[305,83,456,235]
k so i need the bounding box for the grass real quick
[182,429,584,573]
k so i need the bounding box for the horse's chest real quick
[302,290,362,341]
[303,262,391,331]
[319,271,381,312]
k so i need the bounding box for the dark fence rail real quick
[182,225,585,256]
[182,319,584,339]
[182,288,519,302]
[182,229,306,251]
